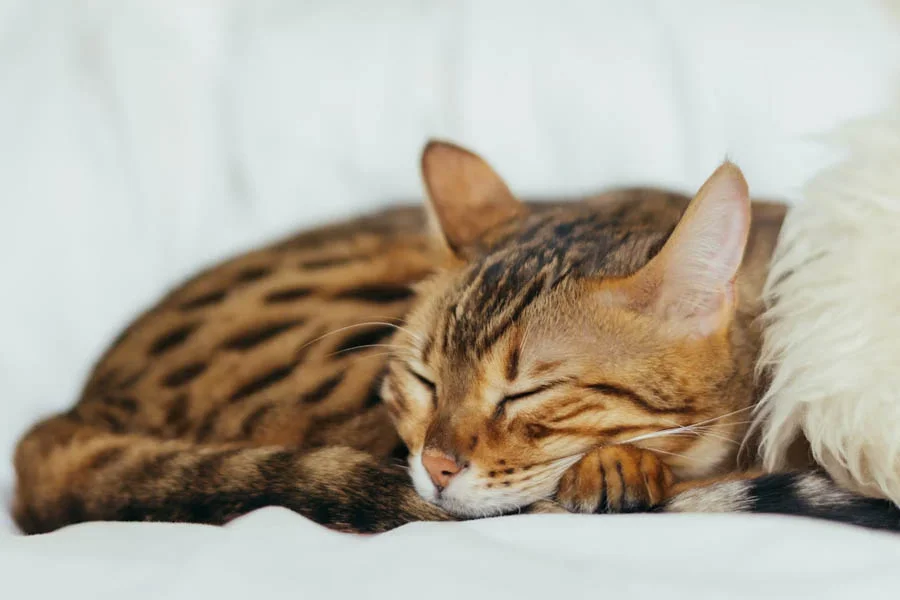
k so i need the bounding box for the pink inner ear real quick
[644,162,751,333]
[420,140,523,257]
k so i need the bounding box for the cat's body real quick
[14,142,900,534]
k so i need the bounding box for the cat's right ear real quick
[420,140,526,259]
[609,161,751,338]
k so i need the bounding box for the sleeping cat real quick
[13,141,900,533]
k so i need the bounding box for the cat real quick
[13,141,900,534]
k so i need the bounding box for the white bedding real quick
[1,1,899,597]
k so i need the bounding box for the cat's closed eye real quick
[408,368,436,394]
[495,380,568,416]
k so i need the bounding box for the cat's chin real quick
[429,496,519,519]
[407,452,542,518]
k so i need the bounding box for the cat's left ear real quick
[420,140,526,259]
[620,161,751,337]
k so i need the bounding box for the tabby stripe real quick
[239,402,276,438]
[598,464,608,513]
[255,450,297,485]
[333,284,414,304]
[165,394,190,427]
[386,378,407,414]
[195,406,224,442]
[583,382,694,414]
[299,374,344,404]
[194,448,244,481]
[117,369,146,389]
[479,275,545,352]
[526,422,645,440]
[229,362,297,403]
[86,446,127,470]
[265,287,314,303]
[130,450,183,487]
[363,380,384,408]
[221,319,305,351]
[333,325,395,356]
[162,362,208,388]
[548,403,597,423]
[102,395,138,414]
[149,323,199,356]
[92,368,120,391]
[505,346,520,382]
[234,266,271,283]
[180,290,227,311]
[300,255,356,270]
[96,411,125,433]
[420,335,435,364]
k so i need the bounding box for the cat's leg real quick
[13,413,450,534]
[555,444,674,513]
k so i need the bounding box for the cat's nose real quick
[421,450,462,490]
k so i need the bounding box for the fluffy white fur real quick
[754,93,900,504]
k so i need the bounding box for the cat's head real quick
[381,141,752,517]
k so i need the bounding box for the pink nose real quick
[421,450,462,490]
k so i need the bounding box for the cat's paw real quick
[556,445,673,513]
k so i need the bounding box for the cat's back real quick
[74,192,784,449]
[76,206,439,452]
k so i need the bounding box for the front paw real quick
[556,445,673,513]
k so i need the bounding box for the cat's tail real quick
[13,413,450,535]
[660,471,900,531]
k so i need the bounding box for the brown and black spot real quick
[265,287,315,303]
[102,395,139,415]
[129,450,183,488]
[229,362,297,403]
[221,319,305,351]
[86,445,128,471]
[164,394,191,435]
[180,290,228,311]
[162,362,208,388]
[332,325,395,357]
[300,255,358,270]
[238,402,276,439]
[195,406,225,442]
[234,266,272,284]
[149,323,199,356]
[505,346,520,382]
[333,284,414,304]
[362,378,385,409]
[548,403,597,424]
[193,448,245,482]
[299,373,344,404]
[525,423,552,440]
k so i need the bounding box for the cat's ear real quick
[621,161,751,337]
[420,140,525,258]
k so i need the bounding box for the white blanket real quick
[1,1,899,597]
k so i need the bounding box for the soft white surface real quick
[1,0,899,597]
[3,509,900,599]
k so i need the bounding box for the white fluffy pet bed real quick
[757,96,900,504]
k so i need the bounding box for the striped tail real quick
[13,413,450,535]
[662,471,900,531]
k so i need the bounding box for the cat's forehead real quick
[437,209,670,358]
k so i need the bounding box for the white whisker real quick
[296,321,422,356]
[326,343,411,358]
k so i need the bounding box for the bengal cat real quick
[13,141,900,534]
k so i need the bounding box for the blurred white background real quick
[0,0,897,541]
